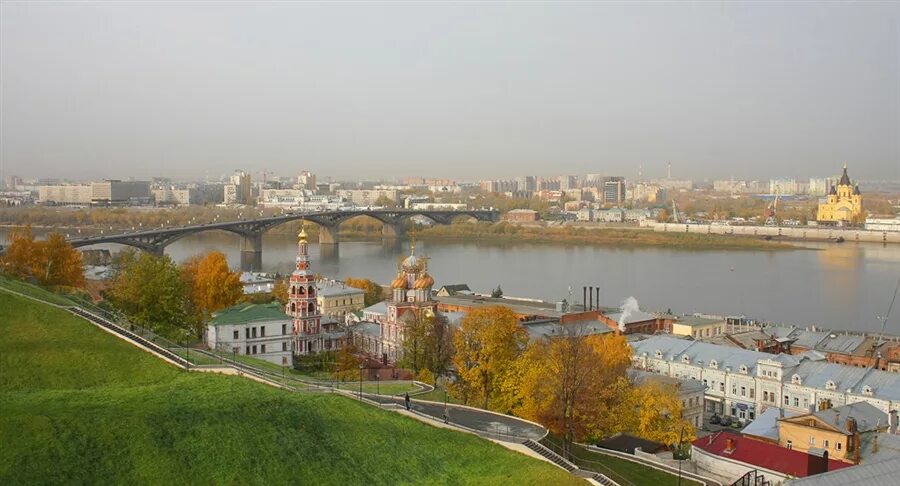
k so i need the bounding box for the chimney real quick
[725,438,736,453]
[596,287,600,310]
[583,287,587,312]
[589,286,593,311]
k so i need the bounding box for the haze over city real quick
[2,1,900,182]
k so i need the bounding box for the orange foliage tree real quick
[344,277,383,306]
[516,331,632,454]
[181,251,243,338]
[452,306,528,411]
[0,227,84,287]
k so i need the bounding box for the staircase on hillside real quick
[522,439,578,472]
[590,472,621,486]
[68,307,189,367]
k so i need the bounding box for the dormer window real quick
[862,385,873,396]
[655,350,663,359]
[792,374,802,385]
[681,354,691,364]
[709,360,718,369]
[825,380,836,391]
[739,365,748,374]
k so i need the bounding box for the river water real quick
[4,228,899,334]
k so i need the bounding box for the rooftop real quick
[605,309,657,325]
[210,302,289,326]
[317,284,364,298]
[741,408,798,442]
[675,315,724,327]
[692,431,852,478]
[785,455,900,486]
[435,294,566,319]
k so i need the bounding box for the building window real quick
[282,324,286,335]
[252,327,257,338]
[784,395,789,405]
[786,441,793,450]
[809,437,815,446]
[245,328,250,339]
[261,344,266,353]
[836,442,842,451]
[794,397,799,407]
[260,326,265,337]
[233,330,239,339]
[732,384,737,395]
[720,383,725,392]
[245,346,250,355]
[252,345,257,354]
[282,342,287,351]
[824,439,829,448]
[740,386,746,397]
[749,388,755,399]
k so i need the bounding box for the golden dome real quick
[391,273,408,289]
[413,273,434,290]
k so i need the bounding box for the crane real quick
[764,189,780,226]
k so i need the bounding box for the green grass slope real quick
[0,290,581,485]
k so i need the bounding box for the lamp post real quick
[358,364,364,401]
[375,373,380,403]
[677,424,685,486]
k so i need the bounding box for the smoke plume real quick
[618,296,640,333]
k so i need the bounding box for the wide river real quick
[4,229,899,334]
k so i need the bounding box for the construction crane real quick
[764,189,780,226]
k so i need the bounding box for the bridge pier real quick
[382,221,405,239]
[240,232,263,272]
[319,224,340,246]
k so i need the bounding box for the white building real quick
[337,189,399,206]
[38,184,93,205]
[631,335,900,424]
[866,217,900,232]
[152,187,193,206]
[206,302,293,366]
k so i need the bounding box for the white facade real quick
[38,185,92,204]
[207,318,293,366]
[866,217,900,232]
[632,336,900,424]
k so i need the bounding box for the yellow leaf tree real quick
[272,278,289,305]
[630,380,696,447]
[452,306,528,411]
[516,330,633,454]
[0,227,84,288]
[182,251,243,338]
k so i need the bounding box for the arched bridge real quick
[66,209,499,271]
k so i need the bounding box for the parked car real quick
[709,414,721,425]
[720,416,733,427]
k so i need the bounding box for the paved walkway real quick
[364,393,546,441]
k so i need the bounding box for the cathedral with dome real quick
[816,163,864,225]
[350,241,441,364]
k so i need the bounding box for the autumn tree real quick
[398,310,454,379]
[452,305,528,411]
[333,339,362,382]
[272,278,289,304]
[345,277,383,306]
[181,251,243,337]
[108,250,190,340]
[516,330,632,456]
[627,380,696,447]
[0,227,84,287]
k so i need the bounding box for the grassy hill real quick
[0,289,581,485]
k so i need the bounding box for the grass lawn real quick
[0,290,582,485]
[0,274,76,307]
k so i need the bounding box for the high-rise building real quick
[559,175,578,192]
[602,178,626,207]
[515,176,537,192]
[768,178,798,195]
[297,171,316,191]
[226,170,252,204]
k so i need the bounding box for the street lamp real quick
[358,364,365,401]
[375,373,380,403]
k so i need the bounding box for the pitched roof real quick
[787,402,888,434]
[741,408,798,441]
[316,284,364,298]
[209,302,289,326]
[692,431,853,478]
[785,455,900,486]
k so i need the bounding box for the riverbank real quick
[418,222,799,251]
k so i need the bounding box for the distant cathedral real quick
[816,164,864,225]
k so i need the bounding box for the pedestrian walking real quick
[404,393,411,411]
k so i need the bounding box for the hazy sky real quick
[2,2,899,182]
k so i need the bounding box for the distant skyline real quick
[2,2,899,181]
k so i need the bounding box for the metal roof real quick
[316,284,364,298]
[785,455,900,486]
[807,402,887,434]
[741,407,798,441]
[209,302,290,326]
